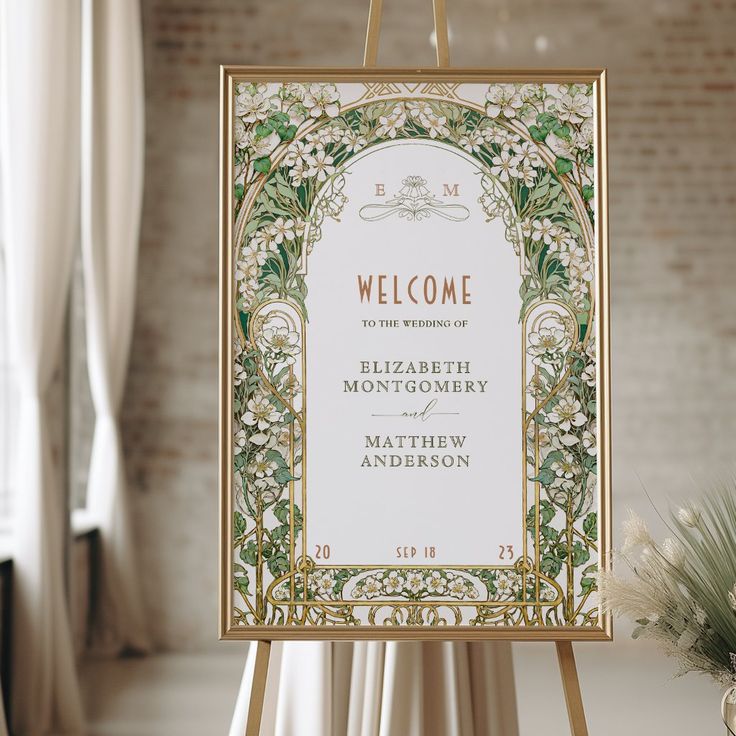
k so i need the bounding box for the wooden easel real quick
[244,2,590,734]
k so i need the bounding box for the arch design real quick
[231,82,600,629]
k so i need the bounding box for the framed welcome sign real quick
[220,68,611,641]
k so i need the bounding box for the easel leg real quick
[555,642,589,736]
[245,640,271,736]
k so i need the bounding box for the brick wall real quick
[127,0,736,649]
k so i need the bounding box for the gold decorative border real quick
[219,66,612,642]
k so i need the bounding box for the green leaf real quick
[582,184,595,201]
[255,123,273,137]
[541,552,563,577]
[529,125,546,142]
[273,499,289,524]
[555,157,574,175]
[530,468,555,486]
[537,112,557,130]
[267,552,289,577]
[253,157,271,174]
[234,575,250,596]
[240,541,257,566]
[583,512,598,541]
[234,183,245,200]
[580,576,596,594]
[234,511,246,537]
[571,541,590,567]
[540,500,555,525]
[274,467,295,485]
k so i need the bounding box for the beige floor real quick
[81,639,723,735]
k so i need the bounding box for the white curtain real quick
[80,0,150,653]
[230,642,519,736]
[0,1,85,734]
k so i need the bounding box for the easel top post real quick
[363,0,450,67]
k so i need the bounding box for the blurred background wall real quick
[120,0,736,651]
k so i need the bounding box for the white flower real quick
[551,452,579,482]
[483,127,519,148]
[305,150,335,182]
[248,451,278,480]
[512,161,537,187]
[527,326,569,365]
[459,130,484,153]
[376,104,407,138]
[234,118,249,149]
[240,243,268,267]
[661,538,685,569]
[485,85,523,118]
[531,217,556,245]
[546,394,587,432]
[233,362,247,386]
[254,475,280,503]
[556,92,592,124]
[582,429,597,456]
[496,571,520,596]
[447,578,468,599]
[342,130,367,152]
[259,326,300,363]
[490,149,519,183]
[250,228,278,254]
[581,362,596,387]
[282,82,305,102]
[234,428,247,454]
[242,394,281,431]
[302,83,340,118]
[560,245,587,269]
[313,570,335,596]
[359,577,382,599]
[268,217,295,244]
[406,571,423,594]
[266,426,291,452]
[384,571,405,595]
[288,158,308,186]
[575,120,595,152]
[425,571,446,595]
[236,90,272,122]
[513,140,544,168]
[546,131,574,159]
[677,504,701,528]
[251,131,280,160]
[621,509,653,554]
[568,255,594,285]
[306,127,338,148]
[547,225,575,254]
[407,100,433,120]
[282,372,301,398]
[520,83,545,104]
[423,113,449,139]
[541,586,558,602]
[235,257,259,286]
[283,140,314,167]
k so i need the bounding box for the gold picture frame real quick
[219,67,611,641]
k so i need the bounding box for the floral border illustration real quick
[230,81,600,629]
